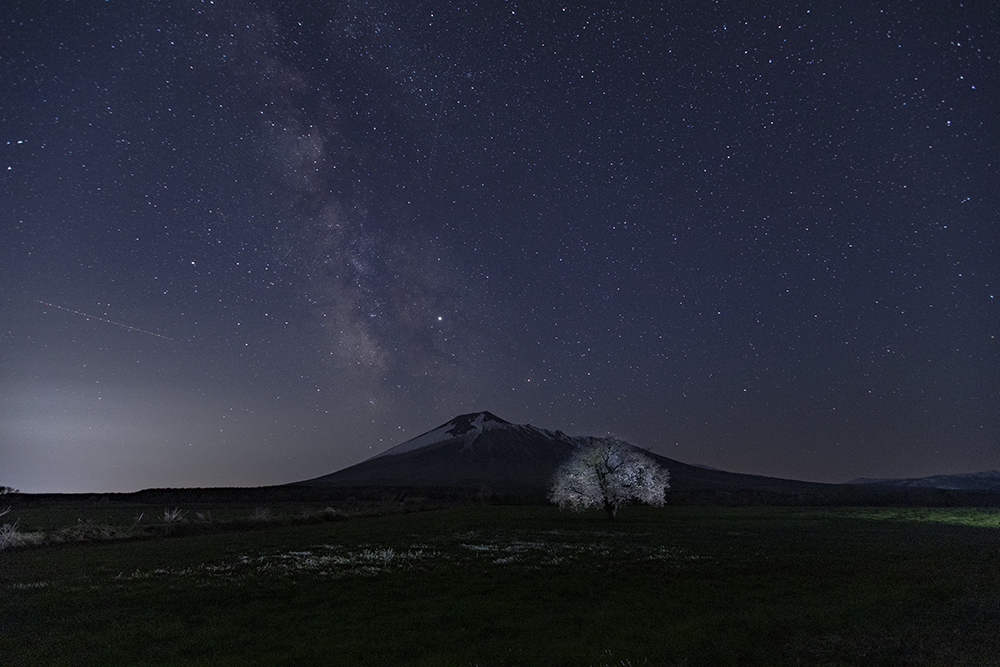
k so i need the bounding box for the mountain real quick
[296,411,837,499]
[298,412,579,493]
[847,471,1000,491]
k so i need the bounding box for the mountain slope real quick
[299,412,580,492]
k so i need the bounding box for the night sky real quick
[3,1,998,493]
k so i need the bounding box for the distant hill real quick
[847,471,1000,491]
[296,411,844,501]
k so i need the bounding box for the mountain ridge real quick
[847,470,1000,491]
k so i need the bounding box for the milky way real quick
[218,2,511,410]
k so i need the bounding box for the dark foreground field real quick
[2,504,1000,666]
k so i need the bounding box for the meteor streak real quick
[35,300,174,340]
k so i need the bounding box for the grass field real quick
[2,504,999,666]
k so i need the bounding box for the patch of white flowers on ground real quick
[643,545,704,561]
[262,545,433,576]
[455,535,701,567]
[459,539,610,566]
[10,581,50,590]
[16,535,705,591]
[111,545,438,586]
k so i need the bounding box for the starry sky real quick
[2,0,998,493]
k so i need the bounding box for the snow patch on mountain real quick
[371,411,514,459]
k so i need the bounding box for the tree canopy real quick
[549,437,669,519]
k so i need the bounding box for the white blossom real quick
[549,437,670,519]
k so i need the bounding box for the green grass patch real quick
[2,505,999,665]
